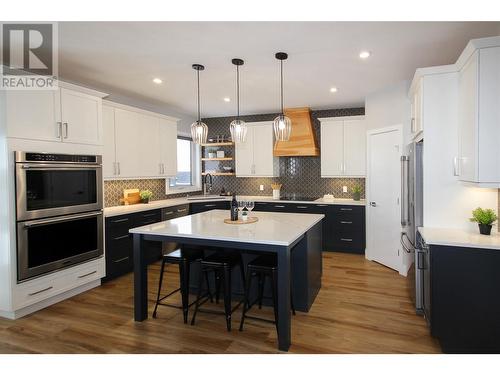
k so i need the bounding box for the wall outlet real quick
[259,185,264,191]
[342,186,348,193]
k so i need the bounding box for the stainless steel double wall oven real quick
[15,152,104,281]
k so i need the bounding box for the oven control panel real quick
[16,152,101,164]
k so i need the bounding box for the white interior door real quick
[367,126,402,272]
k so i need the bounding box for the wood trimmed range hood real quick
[273,107,320,157]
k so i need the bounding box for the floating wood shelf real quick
[202,172,235,176]
[201,142,234,147]
[201,157,233,161]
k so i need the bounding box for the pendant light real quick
[190,64,208,144]
[273,52,292,141]
[229,58,247,143]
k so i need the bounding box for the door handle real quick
[369,202,377,207]
[401,155,409,226]
[28,286,53,296]
[177,208,187,213]
[78,270,97,279]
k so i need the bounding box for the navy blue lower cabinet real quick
[429,245,500,353]
[104,208,163,281]
[189,200,230,214]
[253,202,365,254]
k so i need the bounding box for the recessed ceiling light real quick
[330,87,338,93]
[359,51,371,59]
[223,97,231,102]
[152,78,162,84]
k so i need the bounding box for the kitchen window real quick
[168,136,201,193]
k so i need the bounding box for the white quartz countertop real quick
[103,195,365,217]
[418,227,500,250]
[129,209,325,247]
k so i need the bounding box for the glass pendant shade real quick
[273,114,292,141]
[190,120,208,144]
[230,118,247,143]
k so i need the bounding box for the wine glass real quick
[238,200,246,215]
[246,201,254,216]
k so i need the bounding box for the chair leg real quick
[190,266,205,326]
[258,273,265,309]
[204,270,213,303]
[215,271,222,304]
[152,257,167,318]
[222,266,232,331]
[179,260,190,324]
[239,267,253,331]
[271,270,279,335]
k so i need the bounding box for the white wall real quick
[423,72,498,231]
[365,80,412,144]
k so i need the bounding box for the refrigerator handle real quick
[400,155,410,226]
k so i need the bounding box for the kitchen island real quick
[129,209,324,351]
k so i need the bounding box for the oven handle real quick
[23,211,103,228]
[21,164,102,170]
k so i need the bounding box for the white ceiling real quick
[59,21,500,118]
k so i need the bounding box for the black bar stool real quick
[239,254,295,333]
[191,251,245,331]
[152,247,212,323]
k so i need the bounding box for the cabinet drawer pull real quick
[111,218,129,223]
[142,213,157,217]
[340,208,353,211]
[113,256,130,263]
[274,205,285,208]
[204,204,217,207]
[177,208,187,212]
[164,211,174,216]
[78,270,97,279]
[142,220,157,225]
[113,234,130,241]
[340,221,353,224]
[28,286,53,296]
[316,204,328,207]
[340,238,353,242]
[296,206,309,209]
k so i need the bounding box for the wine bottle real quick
[231,193,238,221]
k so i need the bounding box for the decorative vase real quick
[141,198,150,204]
[208,152,216,159]
[273,189,280,200]
[478,224,492,235]
[353,192,361,201]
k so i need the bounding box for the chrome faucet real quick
[203,173,213,195]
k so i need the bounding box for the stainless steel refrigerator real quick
[401,140,424,315]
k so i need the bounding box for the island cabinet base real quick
[429,245,500,353]
[186,221,323,313]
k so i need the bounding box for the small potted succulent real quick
[140,190,153,204]
[207,147,217,159]
[470,207,498,235]
[352,185,362,201]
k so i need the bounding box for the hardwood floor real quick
[0,252,441,353]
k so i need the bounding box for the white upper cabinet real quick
[410,77,423,138]
[60,88,103,145]
[6,90,62,141]
[4,83,106,145]
[103,103,178,180]
[320,116,366,177]
[159,118,178,177]
[235,121,279,177]
[458,46,500,185]
[102,105,116,178]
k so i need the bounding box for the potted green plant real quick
[207,147,217,159]
[352,185,362,201]
[140,190,153,204]
[470,207,498,235]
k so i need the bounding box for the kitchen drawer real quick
[162,204,189,220]
[332,205,365,215]
[13,259,103,310]
[190,201,229,214]
[134,209,162,225]
[106,214,133,237]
